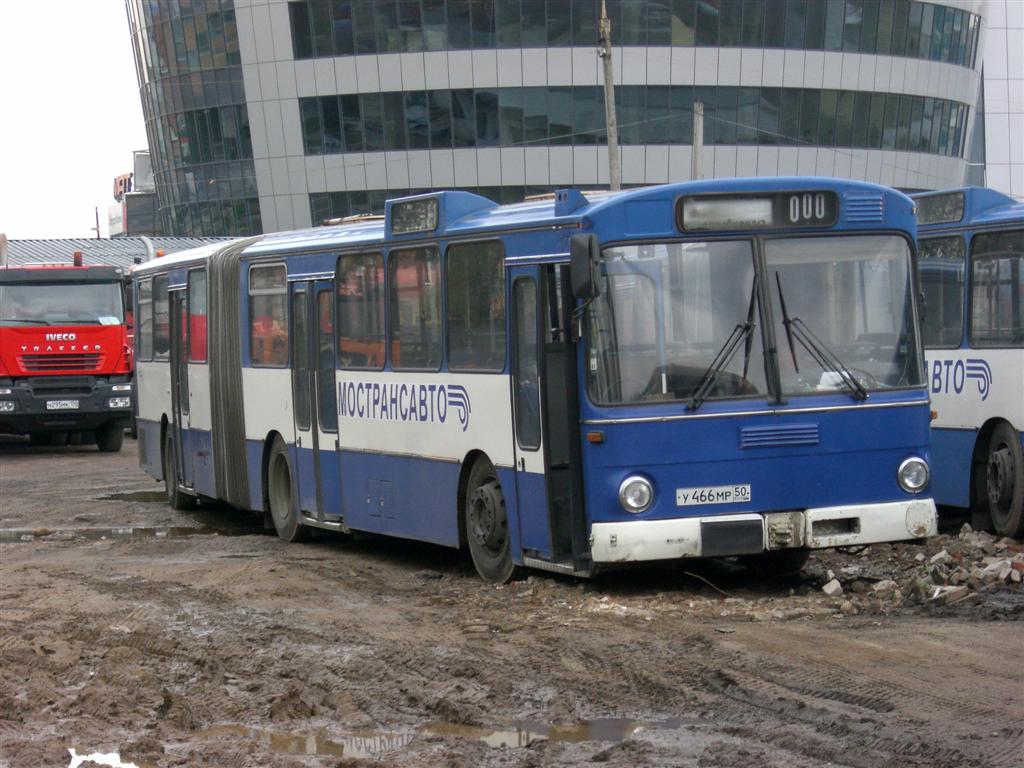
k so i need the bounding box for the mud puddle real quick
[97,490,167,503]
[0,525,250,543]
[179,717,696,761]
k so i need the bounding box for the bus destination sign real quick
[678,191,839,232]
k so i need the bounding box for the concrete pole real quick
[692,101,704,181]
[598,1,621,191]
[0,233,8,267]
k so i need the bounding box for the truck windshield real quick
[0,283,124,326]
[585,234,923,406]
[764,234,923,395]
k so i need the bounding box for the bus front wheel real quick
[984,422,1024,539]
[267,437,308,543]
[465,459,521,584]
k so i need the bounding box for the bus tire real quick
[465,458,520,584]
[984,422,1024,539]
[163,431,196,510]
[267,436,308,543]
[96,422,124,453]
[738,549,811,576]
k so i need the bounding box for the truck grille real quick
[19,353,104,372]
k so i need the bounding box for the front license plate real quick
[45,399,79,411]
[676,484,752,507]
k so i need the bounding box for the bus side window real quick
[138,278,153,360]
[153,274,170,360]
[918,236,965,347]
[447,241,506,371]
[188,270,208,363]
[249,264,288,366]
[970,229,1024,346]
[336,252,385,369]
[514,278,541,450]
[389,246,442,371]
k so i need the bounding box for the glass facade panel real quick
[283,0,980,68]
[298,87,968,158]
[127,1,260,235]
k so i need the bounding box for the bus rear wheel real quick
[163,432,196,510]
[984,422,1024,539]
[267,436,308,543]
[465,459,520,584]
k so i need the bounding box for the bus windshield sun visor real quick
[774,272,868,401]
[687,275,759,411]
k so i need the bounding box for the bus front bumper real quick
[589,499,937,563]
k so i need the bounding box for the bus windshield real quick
[765,235,922,396]
[587,240,769,405]
[0,283,125,326]
[586,234,922,405]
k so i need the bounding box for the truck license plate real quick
[676,484,752,506]
[45,400,79,411]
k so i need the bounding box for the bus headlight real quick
[112,384,132,392]
[898,457,929,493]
[107,397,131,409]
[0,401,14,413]
[0,388,11,395]
[618,475,654,514]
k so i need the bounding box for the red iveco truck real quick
[0,255,133,451]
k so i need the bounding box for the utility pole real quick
[91,207,102,239]
[598,1,620,191]
[692,101,704,181]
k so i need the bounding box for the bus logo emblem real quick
[965,359,992,401]
[338,380,472,430]
[446,385,471,432]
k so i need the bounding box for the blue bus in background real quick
[131,178,936,582]
[913,187,1023,538]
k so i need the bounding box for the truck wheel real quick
[984,422,1024,539]
[267,436,308,542]
[163,432,196,510]
[96,422,124,453]
[464,458,521,583]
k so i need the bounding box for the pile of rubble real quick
[812,524,1023,615]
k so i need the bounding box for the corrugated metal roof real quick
[3,237,232,269]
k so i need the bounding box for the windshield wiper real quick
[774,272,868,400]
[0,318,50,325]
[688,275,759,411]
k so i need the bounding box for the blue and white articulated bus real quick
[913,187,1023,538]
[131,178,936,582]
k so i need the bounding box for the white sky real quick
[0,1,148,240]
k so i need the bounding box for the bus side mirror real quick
[570,234,601,300]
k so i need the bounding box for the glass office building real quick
[128,0,987,236]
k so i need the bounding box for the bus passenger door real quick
[290,280,341,523]
[510,266,589,573]
[289,283,319,518]
[168,290,192,489]
[509,272,551,559]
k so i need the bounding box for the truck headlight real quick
[0,401,14,413]
[898,457,929,493]
[107,397,131,409]
[618,475,654,514]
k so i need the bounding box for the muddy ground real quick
[1,437,1021,768]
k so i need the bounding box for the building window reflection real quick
[299,86,970,158]
[289,0,980,69]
